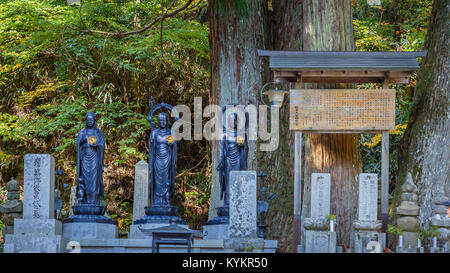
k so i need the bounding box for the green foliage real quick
[325,214,336,221]
[353,0,431,195]
[387,224,403,236]
[0,0,210,227]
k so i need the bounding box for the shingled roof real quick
[257,50,427,83]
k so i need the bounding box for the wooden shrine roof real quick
[257,50,427,83]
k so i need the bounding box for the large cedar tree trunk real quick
[397,0,450,230]
[300,0,361,247]
[208,0,268,219]
[258,0,303,253]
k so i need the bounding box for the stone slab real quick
[396,246,424,253]
[310,173,331,218]
[358,173,378,221]
[304,230,336,253]
[202,224,229,240]
[129,223,190,239]
[14,219,62,236]
[132,160,149,222]
[4,234,67,253]
[229,171,257,238]
[224,238,265,251]
[58,238,276,253]
[432,217,450,227]
[23,154,55,220]
[63,222,117,239]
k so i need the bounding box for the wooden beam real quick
[381,131,389,235]
[293,131,302,252]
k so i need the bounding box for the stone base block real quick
[224,238,265,251]
[431,217,450,227]
[63,222,117,239]
[4,234,67,253]
[305,230,336,253]
[402,232,419,248]
[14,219,62,236]
[202,224,229,240]
[353,231,385,253]
[129,223,189,239]
[60,238,276,253]
[396,246,424,253]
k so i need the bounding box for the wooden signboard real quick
[289,89,395,132]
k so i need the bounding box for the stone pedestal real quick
[396,246,424,253]
[63,222,117,239]
[203,205,230,239]
[352,221,385,253]
[304,230,337,253]
[4,154,66,253]
[202,224,229,240]
[303,217,336,253]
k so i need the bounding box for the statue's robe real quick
[217,131,247,205]
[76,127,105,205]
[149,128,177,206]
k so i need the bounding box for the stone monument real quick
[351,173,385,253]
[224,171,264,251]
[0,178,23,237]
[62,112,117,240]
[302,173,337,253]
[203,110,248,239]
[4,154,66,253]
[395,172,421,253]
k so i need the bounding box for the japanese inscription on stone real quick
[23,154,55,219]
[310,173,331,218]
[358,173,378,221]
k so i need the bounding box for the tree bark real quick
[301,0,360,247]
[258,0,303,253]
[208,0,267,220]
[397,0,450,231]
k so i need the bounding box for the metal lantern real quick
[260,82,288,108]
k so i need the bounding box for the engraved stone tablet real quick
[229,171,257,238]
[358,173,378,221]
[23,154,55,220]
[310,173,331,218]
[132,160,149,222]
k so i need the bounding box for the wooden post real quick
[381,131,389,234]
[293,131,302,252]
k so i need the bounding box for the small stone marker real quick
[229,171,257,238]
[358,173,378,221]
[310,173,331,218]
[132,160,149,222]
[23,154,55,219]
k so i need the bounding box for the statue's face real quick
[157,114,168,129]
[226,114,237,131]
[86,114,95,128]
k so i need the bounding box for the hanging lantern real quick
[260,82,288,108]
